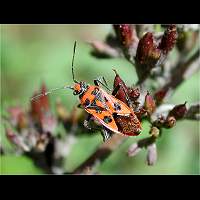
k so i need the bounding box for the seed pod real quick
[147,143,157,166]
[136,32,161,68]
[149,126,160,138]
[144,91,156,115]
[30,83,51,125]
[127,143,142,157]
[168,102,187,120]
[158,25,177,54]
[113,69,129,105]
[164,116,176,128]
[135,32,161,82]
[128,87,140,102]
[113,24,134,48]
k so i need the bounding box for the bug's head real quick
[73,81,88,95]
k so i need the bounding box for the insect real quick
[31,41,142,141]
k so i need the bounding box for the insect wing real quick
[100,89,132,115]
[85,107,120,134]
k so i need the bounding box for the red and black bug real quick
[31,42,142,141]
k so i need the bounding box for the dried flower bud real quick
[158,25,177,54]
[128,87,140,101]
[149,126,160,138]
[113,69,129,105]
[147,143,157,165]
[30,83,51,126]
[164,116,176,128]
[168,102,187,120]
[136,32,161,68]
[127,143,142,157]
[144,91,156,115]
[113,24,133,48]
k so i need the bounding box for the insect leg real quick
[83,114,102,132]
[77,103,83,109]
[84,113,113,141]
[83,114,93,130]
[94,77,111,91]
[101,127,113,142]
[102,76,108,86]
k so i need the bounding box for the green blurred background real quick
[1,24,199,174]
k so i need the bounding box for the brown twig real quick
[72,134,126,174]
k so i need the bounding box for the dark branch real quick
[160,49,200,92]
[72,134,126,174]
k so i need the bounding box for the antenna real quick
[30,85,73,101]
[72,41,78,83]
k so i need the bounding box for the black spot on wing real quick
[95,105,103,114]
[103,116,113,124]
[84,98,90,107]
[104,97,108,102]
[91,99,97,107]
[114,102,121,111]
